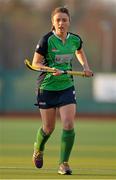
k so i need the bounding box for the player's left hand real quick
[84,70,93,77]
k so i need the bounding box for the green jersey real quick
[36,31,83,91]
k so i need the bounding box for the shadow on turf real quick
[72,173,116,177]
[1,167,116,178]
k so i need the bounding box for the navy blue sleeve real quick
[76,35,83,50]
[35,36,48,57]
[35,32,53,57]
[69,32,83,50]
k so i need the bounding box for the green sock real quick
[36,128,51,151]
[60,129,75,164]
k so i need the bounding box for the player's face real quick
[52,12,70,34]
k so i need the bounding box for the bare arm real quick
[75,48,93,77]
[32,52,61,75]
[32,52,45,68]
[32,52,55,70]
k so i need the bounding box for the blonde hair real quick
[51,7,70,31]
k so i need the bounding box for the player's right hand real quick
[52,68,63,76]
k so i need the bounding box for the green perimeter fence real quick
[0,70,116,114]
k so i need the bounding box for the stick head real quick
[24,59,34,71]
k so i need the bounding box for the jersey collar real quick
[53,31,70,40]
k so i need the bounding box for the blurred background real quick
[0,0,116,116]
[1,2,116,179]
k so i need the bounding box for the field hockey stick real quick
[24,59,86,76]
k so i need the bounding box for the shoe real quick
[58,162,72,175]
[32,142,43,168]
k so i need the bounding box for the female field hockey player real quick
[32,7,93,175]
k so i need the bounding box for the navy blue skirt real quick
[35,86,76,109]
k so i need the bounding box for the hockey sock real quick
[60,129,75,164]
[36,128,51,151]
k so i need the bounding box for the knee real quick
[43,126,55,135]
[63,120,74,130]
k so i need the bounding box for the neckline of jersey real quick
[52,31,70,41]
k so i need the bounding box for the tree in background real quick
[0,0,115,71]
